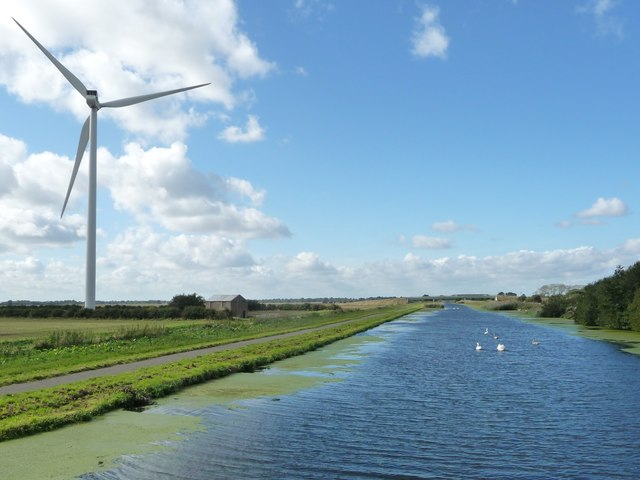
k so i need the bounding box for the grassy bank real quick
[0,304,422,442]
[522,315,640,356]
[0,309,377,387]
[462,299,541,317]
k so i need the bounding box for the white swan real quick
[497,343,506,352]
[532,339,540,346]
[484,328,489,335]
[476,342,483,351]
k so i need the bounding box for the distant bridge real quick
[413,294,493,302]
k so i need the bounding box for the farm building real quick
[205,294,248,318]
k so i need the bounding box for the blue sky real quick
[0,0,638,301]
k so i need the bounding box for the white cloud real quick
[106,227,255,271]
[100,142,289,238]
[622,238,640,254]
[359,243,631,297]
[2,237,640,301]
[0,227,259,301]
[286,251,337,275]
[403,252,427,267]
[226,178,266,206]
[0,132,289,258]
[0,135,24,195]
[412,235,452,249]
[393,244,628,296]
[218,115,266,143]
[0,134,85,252]
[0,0,275,142]
[411,235,451,250]
[295,66,309,76]
[577,197,628,218]
[291,0,335,21]
[411,3,449,59]
[0,257,80,300]
[432,220,460,232]
[578,0,624,39]
[0,131,289,300]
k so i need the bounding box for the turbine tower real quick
[14,18,210,309]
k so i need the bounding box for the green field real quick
[0,309,382,387]
[0,317,206,340]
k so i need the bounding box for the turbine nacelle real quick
[85,90,99,109]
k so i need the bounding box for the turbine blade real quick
[61,116,90,218]
[99,83,210,108]
[13,17,87,98]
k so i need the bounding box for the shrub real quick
[539,295,570,318]
[492,302,518,311]
[169,293,205,310]
[110,324,166,341]
[182,306,207,319]
[34,330,95,350]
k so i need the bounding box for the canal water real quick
[81,304,640,479]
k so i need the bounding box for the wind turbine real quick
[14,18,210,309]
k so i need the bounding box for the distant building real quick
[420,294,493,302]
[205,294,248,318]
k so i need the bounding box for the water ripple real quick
[83,305,640,479]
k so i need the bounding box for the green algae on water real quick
[513,314,640,357]
[155,333,381,409]
[0,409,201,480]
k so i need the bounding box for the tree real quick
[247,300,265,311]
[169,293,205,311]
[574,286,599,326]
[573,263,640,329]
[626,288,640,332]
[540,295,570,318]
[600,266,627,329]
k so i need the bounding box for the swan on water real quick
[484,328,489,335]
[476,342,483,351]
[497,343,506,352]
[532,339,540,346]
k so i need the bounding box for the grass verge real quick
[0,304,422,442]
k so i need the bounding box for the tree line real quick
[540,262,640,331]
[0,293,343,319]
[247,300,341,311]
[0,293,231,320]
[0,304,233,320]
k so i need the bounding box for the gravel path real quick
[0,320,360,396]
